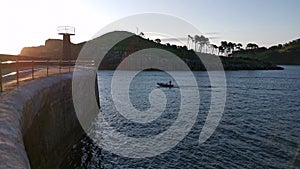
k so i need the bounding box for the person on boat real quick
[168,81,172,86]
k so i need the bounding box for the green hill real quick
[93,31,282,70]
[231,39,300,65]
[11,31,282,70]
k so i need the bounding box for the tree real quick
[181,45,188,50]
[218,46,225,56]
[221,41,228,48]
[236,43,243,50]
[246,43,259,49]
[211,44,218,55]
[194,35,201,52]
[136,32,144,43]
[221,41,228,55]
[227,42,236,54]
[203,36,210,53]
[171,44,178,49]
[227,42,233,53]
[155,38,161,43]
[194,35,210,53]
[187,35,193,49]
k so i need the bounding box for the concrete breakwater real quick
[0,73,89,169]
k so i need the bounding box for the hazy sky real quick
[0,0,299,54]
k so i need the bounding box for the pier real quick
[0,55,99,169]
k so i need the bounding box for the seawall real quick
[0,73,86,169]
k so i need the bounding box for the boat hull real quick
[156,83,174,88]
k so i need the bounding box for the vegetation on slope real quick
[11,31,285,70]
[231,39,300,65]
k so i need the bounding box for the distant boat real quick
[156,82,174,88]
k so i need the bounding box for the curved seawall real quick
[0,73,86,169]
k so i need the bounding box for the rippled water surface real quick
[60,66,300,169]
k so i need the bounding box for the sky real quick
[0,0,299,55]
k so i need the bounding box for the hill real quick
[15,31,282,70]
[92,31,282,70]
[231,39,300,65]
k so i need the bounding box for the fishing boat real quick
[156,82,174,88]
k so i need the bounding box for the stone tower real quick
[57,26,75,60]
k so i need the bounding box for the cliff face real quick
[20,39,84,60]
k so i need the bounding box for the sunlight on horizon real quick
[0,0,113,55]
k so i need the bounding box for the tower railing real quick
[57,26,75,35]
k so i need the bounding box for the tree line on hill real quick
[97,31,281,70]
[152,34,260,56]
[150,33,299,64]
[14,30,296,68]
